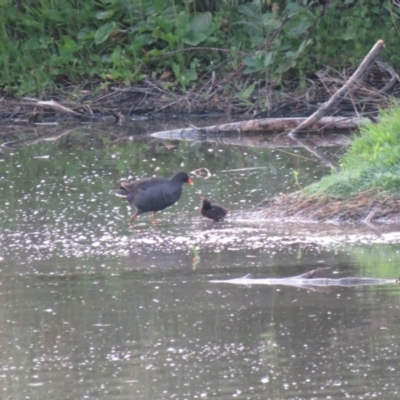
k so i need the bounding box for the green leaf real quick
[172,64,197,90]
[236,82,256,100]
[238,3,259,18]
[155,31,178,46]
[172,12,215,46]
[94,22,118,45]
[261,13,280,30]
[180,68,197,83]
[43,9,64,22]
[111,45,122,65]
[264,52,274,67]
[78,28,95,41]
[146,49,162,57]
[242,56,261,67]
[284,2,302,17]
[297,38,312,54]
[287,19,311,37]
[183,33,206,46]
[151,0,168,13]
[190,12,212,34]
[59,37,80,53]
[96,10,115,20]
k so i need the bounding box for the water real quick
[0,123,400,399]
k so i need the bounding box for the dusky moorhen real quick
[200,197,227,222]
[116,171,193,224]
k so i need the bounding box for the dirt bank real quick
[2,59,398,125]
[256,191,400,224]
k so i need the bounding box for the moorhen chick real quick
[200,197,227,222]
[116,171,193,224]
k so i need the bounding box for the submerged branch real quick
[211,267,399,288]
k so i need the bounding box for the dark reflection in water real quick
[0,125,400,399]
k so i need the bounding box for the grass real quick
[304,102,400,199]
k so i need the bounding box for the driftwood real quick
[150,116,368,138]
[210,267,399,288]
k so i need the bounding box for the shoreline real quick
[255,191,400,225]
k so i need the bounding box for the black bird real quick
[200,197,227,222]
[116,171,193,224]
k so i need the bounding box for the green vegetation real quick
[1,0,400,96]
[304,102,400,198]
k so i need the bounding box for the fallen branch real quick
[150,116,368,138]
[287,39,385,139]
[375,60,400,93]
[22,98,82,116]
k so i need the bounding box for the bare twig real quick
[22,99,81,116]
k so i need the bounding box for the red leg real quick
[152,212,158,225]
[129,213,137,224]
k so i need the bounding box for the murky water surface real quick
[1,123,400,399]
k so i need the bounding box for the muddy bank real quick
[255,191,400,224]
[2,61,398,125]
[0,86,330,124]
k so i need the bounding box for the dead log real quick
[150,116,368,138]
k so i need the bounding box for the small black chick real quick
[200,197,227,222]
